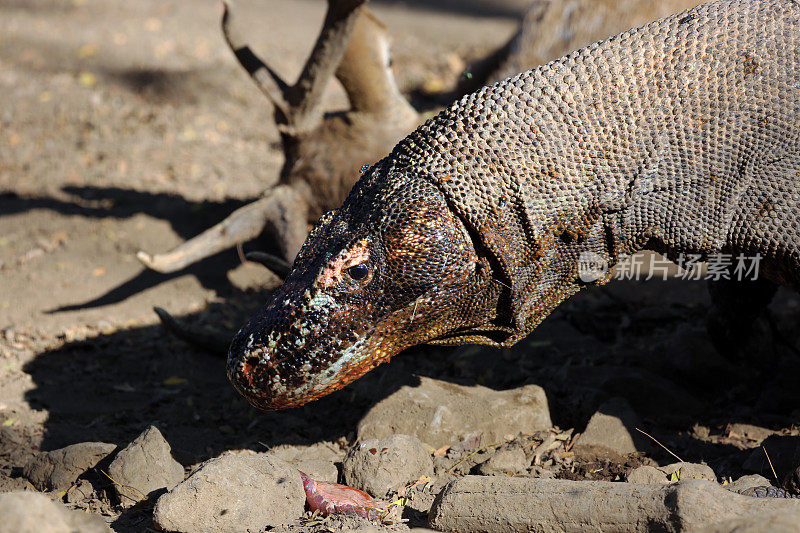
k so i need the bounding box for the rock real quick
[64,479,94,504]
[563,365,707,424]
[269,442,342,483]
[784,466,800,494]
[626,465,668,484]
[626,462,715,484]
[476,447,528,476]
[23,441,117,491]
[661,462,716,482]
[0,491,111,533]
[293,458,338,484]
[152,451,305,533]
[108,426,184,507]
[726,423,776,443]
[428,477,800,532]
[726,474,774,494]
[743,435,800,480]
[573,397,648,455]
[342,434,433,497]
[696,509,800,533]
[358,377,551,448]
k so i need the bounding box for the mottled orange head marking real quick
[315,239,370,288]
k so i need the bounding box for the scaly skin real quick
[227,0,800,411]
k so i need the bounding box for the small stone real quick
[342,434,433,498]
[661,462,716,483]
[529,465,555,479]
[726,423,776,443]
[294,458,339,483]
[727,474,774,494]
[476,448,528,476]
[64,479,94,504]
[574,397,648,455]
[358,377,551,448]
[428,477,800,532]
[108,426,183,507]
[627,462,715,484]
[0,491,111,533]
[692,424,711,439]
[153,451,305,533]
[627,465,668,484]
[269,442,342,483]
[24,441,117,491]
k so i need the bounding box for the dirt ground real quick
[1,0,799,531]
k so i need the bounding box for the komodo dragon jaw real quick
[227,163,492,410]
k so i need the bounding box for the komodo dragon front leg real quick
[226,0,800,412]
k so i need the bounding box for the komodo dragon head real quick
[226,159,511,410]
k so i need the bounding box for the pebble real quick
[152,451,305,533]
[64,479,94,504]
[107,425,184,507]
[626,465,668,484]
[342,434,433,497]
[23,441,117,491]
[627,462,716,484]
[269,442,342,483]
[726,474,774,494]
[476,447,528,476]
[0,491,111,533]
[428,477,800,532]
[574,397,649,455]
[726,423,776,443]
[660,462,716,482]
[358,377,551,448]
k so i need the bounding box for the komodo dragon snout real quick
[227,163,490,410]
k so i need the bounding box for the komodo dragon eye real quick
[346,263,369,281]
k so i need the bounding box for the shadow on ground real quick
[21,276,800,478]
[1,187,275,310]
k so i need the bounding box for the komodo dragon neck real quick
[391,0,800,340]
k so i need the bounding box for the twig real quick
[762,446,779,483]
[634,427,684,463]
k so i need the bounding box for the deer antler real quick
[137,0,419,277]
[334,9,416,120]
[222,0,368,136]
[221,1,290,119]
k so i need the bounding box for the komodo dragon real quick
[227,0,800,411]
